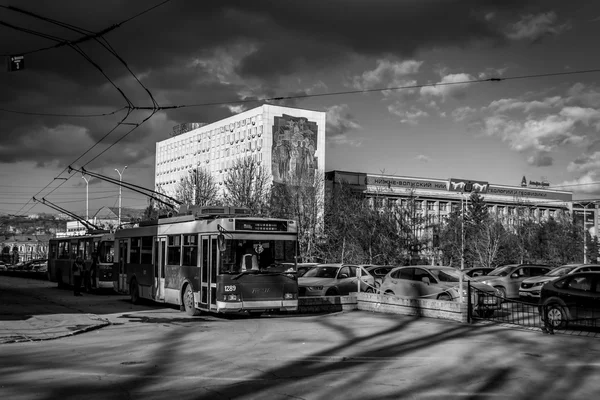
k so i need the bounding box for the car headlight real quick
[307,286,323,291]
[533,282,543,287]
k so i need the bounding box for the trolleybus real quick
[114,207,299,315]
[48,231,115,290]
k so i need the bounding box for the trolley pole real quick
[115,166,127,229]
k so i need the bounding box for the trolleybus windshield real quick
[219,238,296,274]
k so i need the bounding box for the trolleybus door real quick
[155,237,166,301]
[200,235,219,310]
[118,240,128,293]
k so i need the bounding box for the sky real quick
[1,0,600,218]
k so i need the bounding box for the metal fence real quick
[468,283,600,335]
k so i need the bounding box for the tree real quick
[470,215,507,268]
[269,171,325,263]
[223,156,271,215]
[174,166,220,207]
[142,186,174,221]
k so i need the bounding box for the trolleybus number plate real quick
[225,285,237,292]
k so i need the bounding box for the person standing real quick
[72,256,84,296]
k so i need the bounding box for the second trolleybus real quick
[114,207,299,315]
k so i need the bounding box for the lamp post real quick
[459,191,469,303]
[81,174,89,222]
[115,166,127,229]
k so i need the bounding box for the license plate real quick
[483,298,496,304]
[519,292,530,297]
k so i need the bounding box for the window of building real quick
[426,201,435,211]
[439,202,448,212]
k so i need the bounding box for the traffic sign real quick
[9,55,25,71]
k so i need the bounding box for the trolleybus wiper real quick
[231,270,260,280]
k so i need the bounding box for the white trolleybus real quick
[114,207,299,316]
[48,231,115,290]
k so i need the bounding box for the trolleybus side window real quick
[182,235,198,266]
[71,241,78,259]
[202,238,209,282]
[130,238,141,264]
[167,235,181,266]
[211,238,217,282]
[59,241,70,259]
[141,237,153,264]
[50,243,57,259]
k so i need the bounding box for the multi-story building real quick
[155,105,326,201]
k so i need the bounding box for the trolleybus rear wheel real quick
[130,279,140,305]
[183,284,200,316]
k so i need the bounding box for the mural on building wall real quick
[271,114,318,183]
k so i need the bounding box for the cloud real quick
[325,104,362,147]
[527,152,553,167]
[505,12,571,41]
[419,73,475,101]
[388,104,429,124]
[567,151,600,174]
[352,59,422,91]
[555,171,600,195]
[487,96,564,113]
[452,106,477,122]
[416,155,431,163]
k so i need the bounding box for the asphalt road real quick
[2,277,600,400]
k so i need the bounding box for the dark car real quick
[463,267,495,278]
[540,272,600,329]
[363,265,396,289]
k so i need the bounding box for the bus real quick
[114,207,299,316]
[48,232,115,290]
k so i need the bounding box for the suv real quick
[520,264,600,299]
[473,264,552,299]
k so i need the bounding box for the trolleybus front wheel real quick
[183,284,200,316]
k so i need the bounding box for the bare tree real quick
[174,166,220,207]
[470,215,507,268]
[223,156,271,215]
[269,170,325,262]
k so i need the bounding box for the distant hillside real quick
[0,215,66,236]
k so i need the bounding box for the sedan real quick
[298,264,375,297]
[519,264,600,300]
[473,264,552,299]
[540,272,600,329]
[379,266,501,317]
[362,265,396,289]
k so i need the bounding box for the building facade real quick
[325,170,597,237]
[154,104,326,200]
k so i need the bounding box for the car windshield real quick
[547,266,576,277]
[430,268,462,282]
[302,266,339,278]
[487,265,514,277]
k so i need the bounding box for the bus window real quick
[71,241,78,259]
[99,241,114,263]
[182,235,197,266]
[130,238,141,264]
[167,235,181,266]
[141,237,153,264]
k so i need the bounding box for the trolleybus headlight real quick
[226,294,239,301]
[284,292,296,299]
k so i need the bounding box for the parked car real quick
[379,266,501,316]
[463,267,495,278]
[298,264,375,297]
[296,263,318,277]
[362,265,396,289]
[30,260,48,272]
[540,272,600,329]
[0,261,7,271]
[519,264,600,299]
[473,264,552,299]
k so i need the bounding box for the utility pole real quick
[81,174,89,222]
[115,166,127,229]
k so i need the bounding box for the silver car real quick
[298,264,375,297]
[474,264,552,299]
[379,266,501,316]
[519,264,600,299]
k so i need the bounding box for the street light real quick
[458,191,470,303]
[81,174,89,221]
[115,166,127,229]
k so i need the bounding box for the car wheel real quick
[130,279,140,305]
[437,293,452,301]
[494,286,506,299]
[325,288,339,296]
[183,284,200,316]
[545,303,568,330]
[364,287,374,294]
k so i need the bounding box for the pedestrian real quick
[72,256,84,296]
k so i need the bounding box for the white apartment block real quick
[155,104,327,198]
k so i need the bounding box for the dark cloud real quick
[527,152,554,167]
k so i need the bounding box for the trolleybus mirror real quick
[217,234,226,252]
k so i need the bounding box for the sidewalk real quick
[0,313,111,344]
